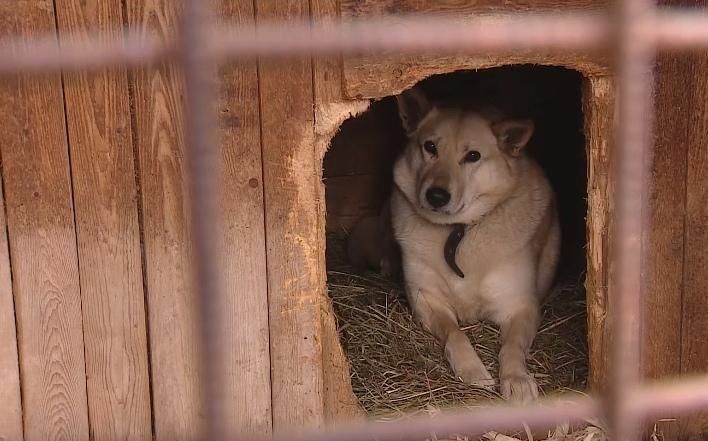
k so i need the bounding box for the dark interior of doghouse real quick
[323,65,588,418]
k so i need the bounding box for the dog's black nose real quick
[425,186,451,208]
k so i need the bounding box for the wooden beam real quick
[583,76,614,392]
[641,53,691,441]
[311,0,367,424]
[0,2,90,439]
[53,1,153,439]
[214,0,273,435]
[680,49,708,440]
[0,148,23,441]
[257,0,326,431]
[123,1,202,439]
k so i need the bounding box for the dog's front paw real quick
[451,359,494,387]
[501,372,538,404]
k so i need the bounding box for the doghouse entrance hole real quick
[323,65,588,418]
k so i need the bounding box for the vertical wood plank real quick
[0,1,90,440]
[310,0,366,425]
[53,0,153,439]
[257,0,325,431]
[583,76,613,392]
[216,0,273,435]
[0,159,24,441]
[681,49,708,440]
[123,1,202,440]
[642,52,691,440]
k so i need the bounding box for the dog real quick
[347,202,402,279]
[389,86,560,404]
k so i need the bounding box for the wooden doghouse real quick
[0,1,706,441]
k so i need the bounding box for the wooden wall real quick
[0,0,706,440]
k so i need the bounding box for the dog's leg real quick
[411,289,492,386]
[498,306,540,403]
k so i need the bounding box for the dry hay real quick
[326,231,596,439]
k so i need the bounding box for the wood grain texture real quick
[582,76,613,392]
[343,53,610,100]
[340,0,609,99]
[214,0,273,435]
[257,0,326,431]
[0,2,90,440]
[641,53,691,440]
[53,1,153,439]
[680,49,708,440]
[123,1,203,440]
[311,0,367,424]
[0,156,24,441]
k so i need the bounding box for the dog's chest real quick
[398,222,498,316]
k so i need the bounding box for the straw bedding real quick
[326,231,606,440]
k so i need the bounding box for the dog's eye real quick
[423,140,437,156]
[464,150,481,163]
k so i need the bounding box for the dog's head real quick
[393,86,534,225]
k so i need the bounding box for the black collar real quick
[444,223,467,278]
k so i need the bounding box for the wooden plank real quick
[582,76,613,392]
[0,157,24,441]
[123,1,202,440]
[0,2,90,440]
[214,0,273,435]
[641,53,691,440]
[681,49,708,440]
[257,0,326,431]
[340,0,609,99]
[311,0,367,424]
[52,0,153,439]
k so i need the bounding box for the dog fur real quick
[347,202,401,278]
[389,86,560,403]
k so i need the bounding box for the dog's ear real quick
[396,87,432,134]
[492,119,534,156]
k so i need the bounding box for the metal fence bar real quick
[179,1,226,440]
[609,0,656,438]
[1,0,708,439]
[270,397,601,441]
[3,12,708,74]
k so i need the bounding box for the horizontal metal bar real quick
[268,398,601,441]
[630,375,708,420]
[265,373,708,441]
[0,32,172,74]
[1,11,708,74]
[211,12,610,58]
[653,9,708,49]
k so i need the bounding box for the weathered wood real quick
[257,0,327,431]
[582,76,613,392]
[123,1,202,439]
[0,158,23,441]
[0,2,89,440]
[641,53,691,440]
[311,0,368,424]
[681,49,708,440]
[344,53,610,100]
[214,0,273,435]
[53,1,153,439]
[340,0,610,99]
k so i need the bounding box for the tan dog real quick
[347,203,401,278]
[390,86,560,403]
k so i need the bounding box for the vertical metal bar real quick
[179,0,225,440]
[610,0,656,438]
